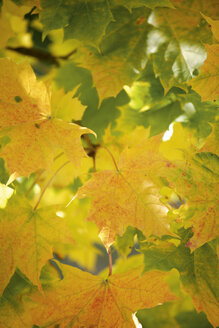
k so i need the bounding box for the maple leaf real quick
[76,6,151,101]
[0,195,73,290]
[30,262,175,328]
[159,123,219,250]
[142,238,219,328]
[190,44,219,101]
[78,134,173,247]
[0,58,93,177]
[40,0,113,47]
[160,152,219,251]
[147,7,207,91]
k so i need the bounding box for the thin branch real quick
[34,161,70,211]
[6,46,77,66]
[25,170,44,197]
[100,145,120,172]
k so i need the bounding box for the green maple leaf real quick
[142,236,219,328]
[40,0,113,46]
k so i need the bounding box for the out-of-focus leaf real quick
[0,195,73,288]
[0,270,36,328]
[0,58,93,177]
[142,238,219,328]
[78,133,174,248]
[201,14,219,41]
[76,6,151,101]
[190,45,219,101]
[40,0,113,46]
[171,0,219,20]
[110,0,174,11]
[147,7,208,91]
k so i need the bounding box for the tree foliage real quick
[0,0,218,327]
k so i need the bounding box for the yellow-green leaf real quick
[0,58,93,177]
[190,44,219,101]
[0,195,73,288]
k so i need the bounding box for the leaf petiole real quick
[33,161,70,210]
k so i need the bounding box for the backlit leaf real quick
[0,195,73,288]
[0,58,93,177]
[147,7,207,91]
[30,263,176,328]
[78,133,173,247]
[76,6,151,101]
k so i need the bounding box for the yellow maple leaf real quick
[78,135,173,247]
[30,263,176,328]
[0,195,73,289]
[0,58,93,177]
[190,44,219,101]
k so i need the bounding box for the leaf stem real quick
[25,170,44,197]
[33,161,70,211]
[108,247,112,276]
[101,146,119,172]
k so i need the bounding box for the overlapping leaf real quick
[147,7,207,91]
[171,0,219,20]
[190,44,219,101]
[0,58,93,177]
[142,238,219,328]
[40,0,113,46]
[78,132,173,247]
[0,195,73,291]
[76,6,151,101]
[30,262,175,328]
[160,125,219,250]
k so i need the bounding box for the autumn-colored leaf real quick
[0,195,73,289]
[30,263,175,328]
[0,58,93,177]
[190,44,219,101]
[78,133,173,247]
